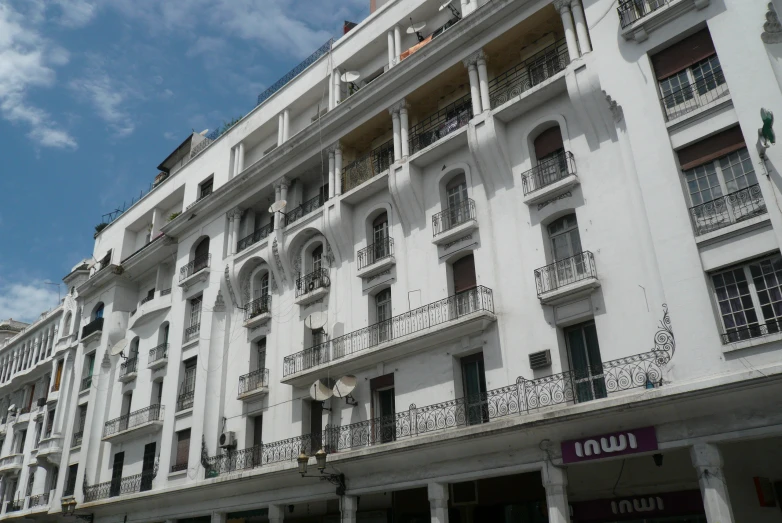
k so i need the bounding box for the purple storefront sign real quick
[571,489,704,522]
[561,426,658,464]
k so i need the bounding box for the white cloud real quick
[0,282,60,323]
[0,3,76,149]
[163,131,177,140]
[52,0,97,28]
[70,68,135,137]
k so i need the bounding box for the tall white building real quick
[3,0,782,522]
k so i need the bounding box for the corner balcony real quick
[84,472,154,502]
[283,286,495,387]
[356,239,395,279]
[294,269,330,306]
[118,357,138,383]
[102,405,164,444]
[688,184,767,238]
[431,199,478,245]
[129,288,172,328]
[36,435,63,465]
[238,369,269,402]
[148,343,168,370]
[178,254,210,290]
[521,151,578,205]
[81,317,104,345]
[534,251,600,305]
[0,454,23,475]
[244,295,272,328]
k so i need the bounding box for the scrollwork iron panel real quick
[295,268,330,298]
[357,238,394,271]
[84,472,154,502]
[520,151,576,195]
[534,251,597,295]
[342,140,394,193]
[237,223,274,253]
[432,199,476,236]
[179,254,211,281]
[244,295,272,321]
[103,405,163,437]
[688,184,766,236]
[238,369,269,395]
[284,195,326,227]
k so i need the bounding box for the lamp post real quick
[297,449,346,495]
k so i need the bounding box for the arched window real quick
[446,174,468,210]
[532,126,568,190]
[372,212,390,259]
[63,313,72,337]
[533,126,564,163]
[312,245,323,274]
[194,237,210,261]
[93,303,104,321]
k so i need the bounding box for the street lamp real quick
[297,449,346,495]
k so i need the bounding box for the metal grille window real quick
[658,55,727,120]
[189,296,202,327]
[712,255,782,343]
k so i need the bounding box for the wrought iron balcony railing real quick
[534,251,597,295]
[257,39,333,107]
[660,69,729,121]
[244,295,272,321]
[119,357,138,379]
[488,39,570,109]
[237,223,274,253]
[409,94,473,155]
[688,184,766,236]
[171,462,188,473]
[72,431,84,448]
[432,199,476,237]
[239,369,270,395]
[179,254,211,282]
[84,471,154,502]
[284,286,494,376]
[140,294,154,306]
[618,0,667,28]
[103,405,163,437]
[28,492,49,508]
[357,238,394,271]
[721,317,782,344]
[285,195,326,227]
[184,323,200,343]
[521,151,576,195]
[149,343,168,364]
[342,140,394,193]
[295,268,331,298]
[177,390,195,412]
[81,317,103,339]
[80,376,92,391]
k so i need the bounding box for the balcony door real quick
[446,174,468,227]
[140,442,155,492]
[309,401,323,454]
[312,245,323,274]
[565,322,607,403]
[375,289,392,343]
[110,452,124,497]
[548,214,585,286]
[533,126,566,189]
[377,388,396,444]
[452,255,477,316]
[461,353,488,426]
[373,212,389,261]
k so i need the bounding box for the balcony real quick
[283,286,495,387]
[83,472,154,502]
[129,288,172,329]
[244,296,272,328]
[721,317,782,345]
[285,194,326,228]
[102,405,164,443]
[80,375,93,393]
[148,343,169,370]
[0,454,23,475]
[688,184,766,237]
[36,435,63,465]
[409,94,472,157]
[521,151,578,204]
[294,268,330,305]
[71,430,84,448]
[342,140,394,194]
[6,499,23,513]
[238,369,270,401]
[171,462,188,473]
[237,223,273,253]
[28,493,49,509]
[178,253,210,289]
[177,391,195,412]
[356,238,395,279]
[431,199,478,245]
[660,69,729,122]
[81,317,104,345]
[118,357,138,383]
[535,251,599,305]
[183,324,200,345]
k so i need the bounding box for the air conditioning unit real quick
[218,431,237,449]
[529,349,552,370]
[36,398,46,407]
[450,481,478,506]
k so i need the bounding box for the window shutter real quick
[370,373,395,391]
[453,255,477,293]
[176,429,191,465]
[534,127,564,159]
[651,28,717,80]
[677,126,746,170]
[446,174,467,191]
[373,212,388,227]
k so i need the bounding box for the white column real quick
[227,212,236,255]
[237,142,245,173]
[391,108,402,162]
[428,482,449,523]
[460,0,472,15]
[400,104,410,159]
[274,184,282,230]
[211,511,226,523]
[387,30,396,69]
[283,108,290,142]
[476,54,491,112]
[394,26,402,60]
[328,150,336,198]
[280,180,289,205]
[542,463,569,523]
[465,60,483,115]
[277,114,284,145]
[334,70,342,106]
[268,504,284,523]
[334,147,343,196]
[555,0,580,61]
[691,444,735,523]
[570,0,592,54]
[342,496,358,523]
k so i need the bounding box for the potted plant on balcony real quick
[94,222,108,238]
[168,212,181,222]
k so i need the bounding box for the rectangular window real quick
[199,178,214,200]
[110,452,124,497]
[64,464,78,496]
[371,374,396,444]
[461,354,487,425]
[45,409,55,437]
[17,430,27,453]
[173,429,191,472]
[565,322,606,403]
[141,442,156,490]
[53,360,64,391]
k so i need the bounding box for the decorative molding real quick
[227,207,244,220]
[224,266,238,308]
[273,176,291,190]
[272,239,287,284]
[303,297,325,309]
[763,3,782,44]
[652,304,675,363]
[552,0,571,12]
[366,269,392,283]
[461,49,485,68]
[324,238,335,266]
[443,234,473,250]
[537,191,572,210]
[603,90,623,123]
[388,98,408,115]
[213,291,226,313]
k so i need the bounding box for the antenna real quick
[269,200,287,214]
[109,339,128,359]
[439,0,462,18]
[304,311,328,330]
[310,378,335,403]
[333,375,358,406]
[407,17,426,42]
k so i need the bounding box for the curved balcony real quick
[0,454,23,475]
[129,289,172,329]
[244,295,272,328]
[148,343,168,370]
[36,435,63,465]
[103,405,164,443]
[534,251,600,305]
[294,268,330,305]
[119,357,138,383]
[238,369,269,401]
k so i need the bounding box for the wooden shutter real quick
[534,126,564,159]
[651,28,717,80]
[677,126,746,170]
[176,429,191,466]
[370,373,395,391]
[453,255,477,293]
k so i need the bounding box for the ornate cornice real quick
[461,49,485,67]
[388,98,408,115]
[763,3,782,44]
[553,0,571,13]
[226,207,244,220]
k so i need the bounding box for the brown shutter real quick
[651,28,717,80]
[534,127,564,159]
[453,255,477,293]
[677,126,746,170]
[373,212,388,227]
[370,373,395,391]
[176,429,191,465]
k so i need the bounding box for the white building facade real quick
[3,0,782,522]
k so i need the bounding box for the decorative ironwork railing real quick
[80,376,92,392]
[521,151,576,195]
[180,254,211,282]
[237,223,274,253]
[357,238,394,271]
[342,140,394,193]
[184,323,200,343]
[119,357,138,379]
[257,39,334,107]
[103,405,163,437]
[171,462,188,473]
[177,391,195,412]
[488,39,570,109]
[140,294,154,306]
[6,499,22,512]
[149,343,168,364]
[688,184,765,236]
[660,69,729,121]
[81,317,103,339]
[285,195,326,227]
[617,0,667,28]
[244,296,272,322]
[284,286,494,376]
[409,94,473,155]
[160,288,172,296]
[239,369,270,395]
[29,492,49,507]
[534,251,597,295]
[432,199,476,237]
[295,268,330,299]
[721,317,782,344]
[84,472,154,502]
[72,431,84,448]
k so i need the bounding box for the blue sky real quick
[0,0,367,322]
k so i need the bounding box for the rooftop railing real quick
[237,223,274,253]
[688,184,765,237]
[342,139,394,193]
[179,253,211,282]
[103,405,163,438]
[534,251,597,295]
[409,94,473,155]
[257,39,334,107]
[521,151,576,195]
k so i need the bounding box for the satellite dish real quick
[340,71,361,83]
[439,0,452,10]
[333,375,357,398]
[305,311,328,330]
[8,405,15,412]
[269,200,287,213]
[407,21,426,34]
[110,338,128,357]
[310,378,335,402]
[199,129,209,136]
